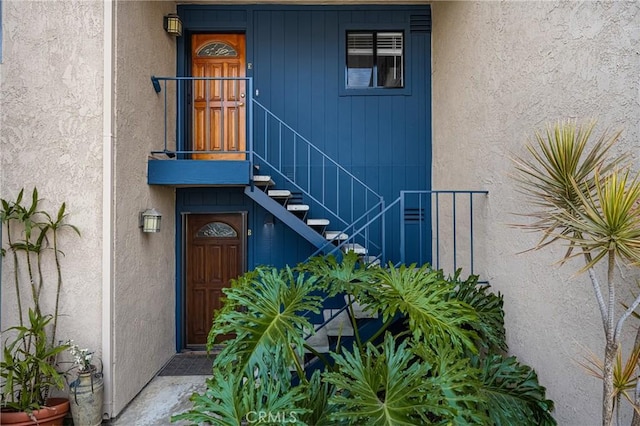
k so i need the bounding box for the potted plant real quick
[67,342,104,426]
[0,188,79,425]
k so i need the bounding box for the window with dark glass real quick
[346,31,404,89]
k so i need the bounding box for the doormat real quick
[158,353,215,376]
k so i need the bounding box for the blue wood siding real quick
[176,5,431,264]
[250,7,431,261]
[251,11,430,181]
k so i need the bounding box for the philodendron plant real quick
[513,120,640,426]
[0,188,80,412]
[173,253,555,425]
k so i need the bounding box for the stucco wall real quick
[111,0,177,416]
[432,1,640,424]
[0,0,104,387]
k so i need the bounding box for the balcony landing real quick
[148,159,251,186]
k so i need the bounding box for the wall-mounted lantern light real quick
[163,14,182,37]
[264,213,275,227]
[140,208,162,233]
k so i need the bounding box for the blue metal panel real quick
[148,160,251,186]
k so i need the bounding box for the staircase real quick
[247,170,384,365]
[246,170,372,260]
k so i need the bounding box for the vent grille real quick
[404,208,426,223]
[410,13,431,33]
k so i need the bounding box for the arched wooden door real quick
[191,34,246,160]
[185,213,245,347]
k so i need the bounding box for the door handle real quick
[237,102,245,107]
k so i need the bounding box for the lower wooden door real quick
[185,213,245,347]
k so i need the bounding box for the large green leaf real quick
[325,334,431,425]
[297,252,376,296]
[360,263,479,352]
[450,272,507,353]
[208,266,322,380]
[414,338,487,425]
[171,366,309,425]
[478,355,556,426]
[298,370,342,426]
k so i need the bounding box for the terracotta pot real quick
[0,398,70,426]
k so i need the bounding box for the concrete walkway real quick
[108,376,207,426]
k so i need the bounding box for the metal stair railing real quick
[400,190,489,276]
[251,99,384,234]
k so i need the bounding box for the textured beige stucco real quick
[432,1,640,423]
[0,0,104,386]
[110,0,177,417]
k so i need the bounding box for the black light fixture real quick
[264,213,275,227]
[140,208,162,233]
[163,14,182,37]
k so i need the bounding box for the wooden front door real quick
[191,34,246,160]
[186,213,245,346]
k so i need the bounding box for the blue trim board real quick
[148,160,251,186]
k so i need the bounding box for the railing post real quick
[163,79,168,152]
[248,77,254,173]
[380,199,386,264]
[469,192,475,275]
[435,192,440,270]
[452,192,457,272]
[400,191,405,264]
[177,78,184,154]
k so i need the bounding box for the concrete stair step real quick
[304,326,330,353]
[307,218,329,227]
[252,175,274,191]
[286,204,309,212]
[322,309,354,337]
[361,255,381,267]
[287,204,309,221]
[268,189,291,198]
[325,231,349,242]
[342,243,367,255]
[307,218,329,235]
[267,190,291,206]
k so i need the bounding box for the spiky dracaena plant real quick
[173,255,554,425]
[513,119,640,425]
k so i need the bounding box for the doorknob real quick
[240,93,245,98]
[238,102,245,107]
